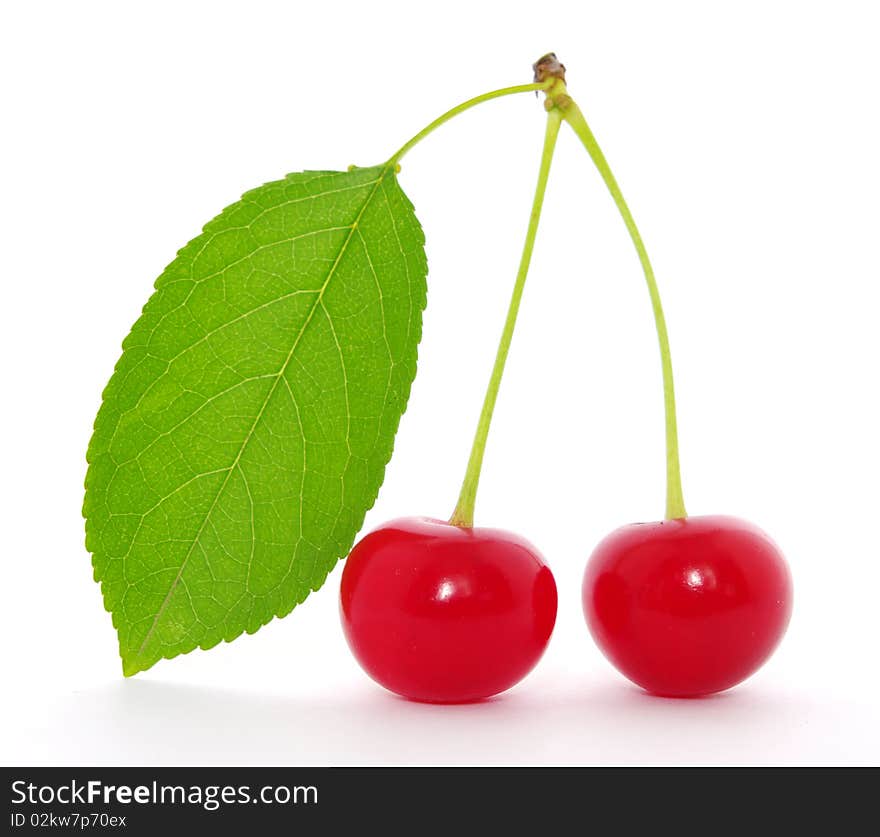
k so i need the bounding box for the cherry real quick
[583,516,792,697]
[340,101,563,702]
[547,72,796,696]
[341,518,557,703]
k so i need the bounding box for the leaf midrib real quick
[131,167,392,665]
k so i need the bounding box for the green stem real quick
[549,83,686,520]
[387,82,549,166]
[449,108,563,528]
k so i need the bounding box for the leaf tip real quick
[121,655,147,677]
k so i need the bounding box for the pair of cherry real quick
[340,513,792,702]
[341,56,792,703]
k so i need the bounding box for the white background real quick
[2,0,878,766]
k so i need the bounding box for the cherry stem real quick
[546,78,687,520]
[449,108,563,528]
[387,82,551,167]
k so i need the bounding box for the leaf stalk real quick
[387,82,550,167]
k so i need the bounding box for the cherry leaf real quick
[84,165,427,675]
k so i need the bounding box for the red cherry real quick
[583,515,792,697]
[340,517,557,703]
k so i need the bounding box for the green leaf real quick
[84,165,427,675]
